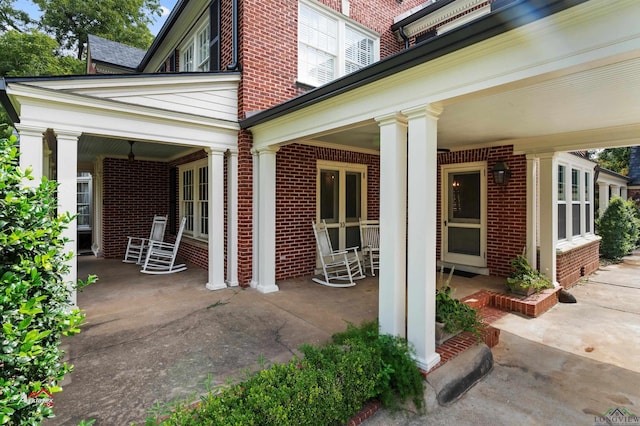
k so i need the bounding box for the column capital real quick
[14,123,46,138]
[53,129,82,141]
[403,103,443,120]
[205,147,227,157]
[256,145,280,155]
[375,112,407,127]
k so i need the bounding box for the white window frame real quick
[298,0,379,87]
[556,154,595,249]
[77,172,92,231]
[179,17,210,72]
[179,159,209,241]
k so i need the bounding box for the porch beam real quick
[206,149,226,290]
[538,153,559,286]
[256,146,279,294]
[226,149,239,287]
[55,130,81,306]
[376,113,408,338]
[405,104,442,372]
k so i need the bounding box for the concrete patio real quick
[44,255,640,425]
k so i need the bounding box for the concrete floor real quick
[44,256,640,425]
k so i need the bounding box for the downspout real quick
[226,0,241,71]
[398,25,410,50]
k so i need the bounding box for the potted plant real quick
[435,267,484,344]
[506,255,554,296]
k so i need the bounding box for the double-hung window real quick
[298,0,379,87]
[179,18,210,72]
[557,154,594,242]
[180,160,208,240]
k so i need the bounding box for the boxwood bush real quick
[150,320,424,425]
[0,135,94,424]
[597,196,640,260]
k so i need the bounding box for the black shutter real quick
[209,0,221,71]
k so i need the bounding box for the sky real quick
[12,0,178,35]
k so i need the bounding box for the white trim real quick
[179,159,209,241]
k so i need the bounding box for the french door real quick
[317,161,367,251]
[441,162,487,268]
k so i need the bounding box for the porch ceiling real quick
[308,54,640,153]
[78,135,197,164]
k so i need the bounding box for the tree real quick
[0,0,32,32]
[595,147,631,175]
[596,196,640,260]
[0,135,95,423]
[33,0,162,59]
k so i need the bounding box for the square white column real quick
[405,104,442,372]
[15,125,45,184]
[256,147,279,294]
[376,113,408,338]
[226,149,239,287]
[55,130,81,306]
[538,153,558,286]
[251,149,260,288]
[206,149,227,290]
[598,182,609,217]
[526,155,538,269]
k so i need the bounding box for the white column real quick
[611,184,621,198]
[55,130,81,306]
[15,124,45,184]
[376,113,408,338]
[538,153,558,286]
[250,149,260,288]
[405,104,442,372]
[91,157,104,257]
[526,155,538,269]
[206,149,227,290]
[226,149,239,287]
[621,186,628,200]
[256,147,279,293]
[598,182,609,217]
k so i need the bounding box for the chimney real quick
[629,146,640,185]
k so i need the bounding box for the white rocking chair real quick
[312,220,365,287]
[123,215,168,264]
[359,219,380,276]
[140,217,187,274]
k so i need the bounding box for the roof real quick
[240,0,588,129]
[87,34,147,70]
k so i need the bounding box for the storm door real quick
[442,162,487,268]
[317,161,367,251]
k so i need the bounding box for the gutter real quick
[0,78,20,124]
[241,0,588,129]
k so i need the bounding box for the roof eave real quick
[240,0,588,130]
[138,0,190,71]
[0,78,20,124]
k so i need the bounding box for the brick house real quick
[2,0,640,370]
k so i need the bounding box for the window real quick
[179,18,210,72]
[77,172,92,231]
[298,1,378,87]
[556,156,594,242]
[180,160,208,240]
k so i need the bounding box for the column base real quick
[250,279,259,289]
[256,283,279,294]
[415,352,441,373]
[225,280,239,287]
[206,281,227,291]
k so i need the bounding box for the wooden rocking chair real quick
[312,220,365,287]
[359,219,380,276]
[123,215,168,264]
[140,217,187,274]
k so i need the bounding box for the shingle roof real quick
[87,34,146,70]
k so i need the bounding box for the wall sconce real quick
[492,160,511,186]
[128,141,135,162]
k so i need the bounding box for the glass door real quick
[317,161,367,251]
[442,162,487,268]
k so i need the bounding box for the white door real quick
[317,161,367,251]
[441,162,487,268]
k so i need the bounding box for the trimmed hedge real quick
[150,321,424,425]
[597,196,640,260]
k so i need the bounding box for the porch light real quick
[128,141,135,162]
[492,160,511,186]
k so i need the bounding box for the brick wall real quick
[556,240,600,288]
[437,146,527,277]
[102,158,170,258]
[274,144,380,281]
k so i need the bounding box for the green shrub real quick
[505,255,553,294]
[152,321,424,425]
[0,135,94,424]
[597,196,640,260]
